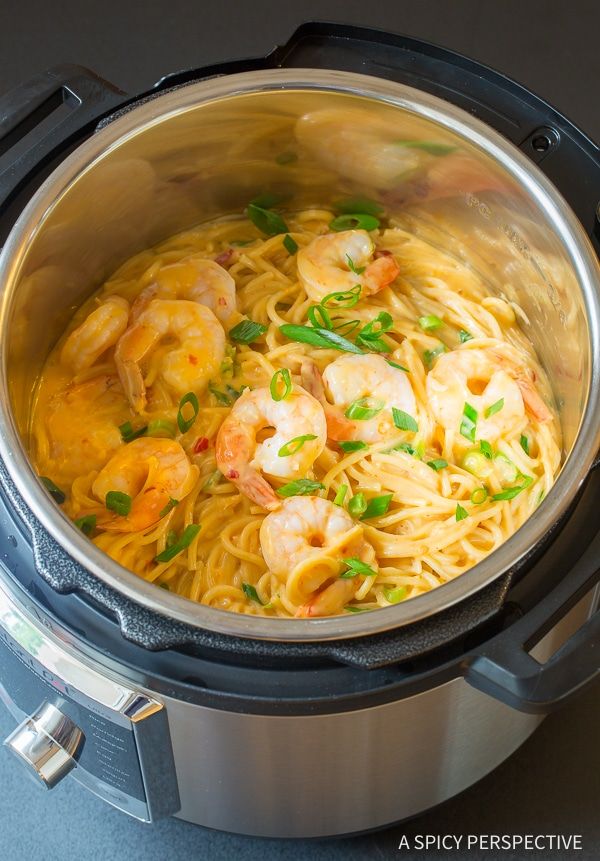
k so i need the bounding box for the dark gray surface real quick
[0,1,599,858]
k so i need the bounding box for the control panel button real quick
[4,702,84,788]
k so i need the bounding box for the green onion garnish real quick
[460,402,478,442]
[119,421,148,442]
[348,492,367,517]
[418,314,443,331]
[356,311,394,352]
[155,524,200,563]
[344,605,367,612]
[392,407,418,433]
[520,434,531,456]
[427,458,448,471]
[275,151,298,165]
[423,343,447,369]
[242,583,263,604]
[283,234,298,255]
[395,140,456,155]
[470,487,488,504]
[105,491,132,517]
[307,304,333,330]
[321,285,362,309]
[330,213,380,232]
[40,477,65,504]
[74,514,96,536]
[229,319,267,344]
[333,197,384,216]
[485,398,504,418]
[480,440,493,459]
[459,329,473,343]
[345,397,385,421]
[276,479,325,498]
[455,504,469,521]
[384,586,408,604]
[390,441,418,456]
[340,557,378,578]
[208,383,232,406]
[270,368,292,401]
[278,434,317,457]
[230,239,254,247]
[159,497,179,518]
[246,203,288,236]
[279,323,363,354]
[388,360,409,372]
[345,254,366,275]
[147,418,177,438]
[492,475,533,500]
[360,493,393,519]
[333,484,348,506]
[332,318,360,336]
[177,392,200,434]
[338,440,368,453]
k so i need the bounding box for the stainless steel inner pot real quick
[1,69,599,642]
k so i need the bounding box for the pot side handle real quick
[0,65,126,210]
[464,523,600,714]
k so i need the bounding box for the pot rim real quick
[1,68,599,642]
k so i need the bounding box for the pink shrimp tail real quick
[301,359,355,442]
[363,255,400,295]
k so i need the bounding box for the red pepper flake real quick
[227,469,239,480]
[193,437,209,453]
[214,249,234,267]
[217,296,227,306]
[374,249,392,258]
[188,354,198,365]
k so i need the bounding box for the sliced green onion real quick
[485,398,505,418]
[333,484,348,506]
[242,583,263,604]
[276,479,325,498]
[344,605,367,612]
[348,492,367,517]
[520,433,531,456]
[119,421,147,442]
[395,140,457,155]
[147,418,177,438]
[455,503,469,522]
[388,360,409,372]
[74,514,96,536]
[332,318,360,336]
[279,323,363,354]
[340,557,378,578]
[384,586,408,604]
[159,497,179,518]
[40,477,65,504]
[423,343,447,369]
[283,234,298,255]
[338,440,368,453]
[330,213,380,232]
[345,396,385,421]
[460,402,478,442]
[105,491,132,517]
[462,449,493,478]
[494,452,518,484]
[458,329,473,343]
[177,392,200,433]
[360,493,393,520]
[427,458,448,471]
[321,285,362,309]
[333,197,383,216]
[208,383,232,406]
[392,407,418,433]
[345,254,366,275]
[278,434,317,457]
[470,487,488,505]
[270,368,292,401]
[155,524,201,563]
[307,304,333,330]
[275,151,298,165]
[356,312,394,352]
[492,475,534,501]
[418,314,443,331]
[246,203,288,236]
[229,318,267,344]
[390,441,418,456]
[159,582,170,591]
[479,440,493,460]
[230,239,254,247]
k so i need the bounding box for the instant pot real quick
[0,24,599,838]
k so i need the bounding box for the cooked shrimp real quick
[425,345,550,443]
[259,496,377,616]
[215,386,327,510]
[115,299,226,413]
[61,296,129,373]
[131,256,237,324]
[300,359,354,441]
[92,438,198,532]
[321,354,417,443]
[297,230,399,303]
